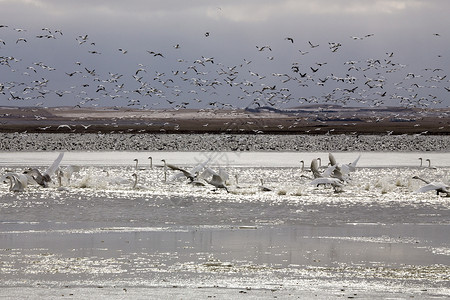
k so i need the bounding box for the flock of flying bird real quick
[0,24,449,113]
[2,153,449,197]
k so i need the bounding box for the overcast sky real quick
[0,0,449,109]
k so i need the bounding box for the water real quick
[1,151,450,167]
[0,151,449,298]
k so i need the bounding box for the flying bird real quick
[308,41,319,48]
[147,51,164,57]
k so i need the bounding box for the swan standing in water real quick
[425,159,437,170]
[23,152,64,187]
[412,176,449,196]
[133,158,147,171]
[258,178,272,191]
[300,160,305,172]
[419,158,436,169]
[299,160,313,177]
[131,173,146,190]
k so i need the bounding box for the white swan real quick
[310,158,322,178]
[310,158,338,179]
[58,165,81,186]
[1,172,28,192]
[425,159,437,170]
[148,156,153,169]
[23,152,64,187]
[310,156,346,192]
[299,160,312,173]
[131,173,146,190]
[133,158,147,171]
[340,154,361,174]
[258,178,272,191]
[327,153,360,181]
[200,167,229,192]
[412,176,449,196]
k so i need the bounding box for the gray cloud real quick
[0,0,449,109]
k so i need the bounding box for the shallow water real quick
[1,151,450,167]
[0,151,449,298]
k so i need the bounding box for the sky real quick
[0,0,449,109]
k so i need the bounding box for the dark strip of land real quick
[0,105,449,135]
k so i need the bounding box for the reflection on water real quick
[0,224,449,289]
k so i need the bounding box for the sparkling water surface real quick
[1,151,449,298]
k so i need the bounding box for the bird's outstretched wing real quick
[415,182,449,193]
[341,154,361,174]
[322,165,337,178]
[166,164,191,181]
[44,152,64,176]
[199,167,218,179]
[190,159,210,175]
[218,167,229,182]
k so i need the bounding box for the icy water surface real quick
[0,151,449,299]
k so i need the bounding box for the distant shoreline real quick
[0,106,449,135]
